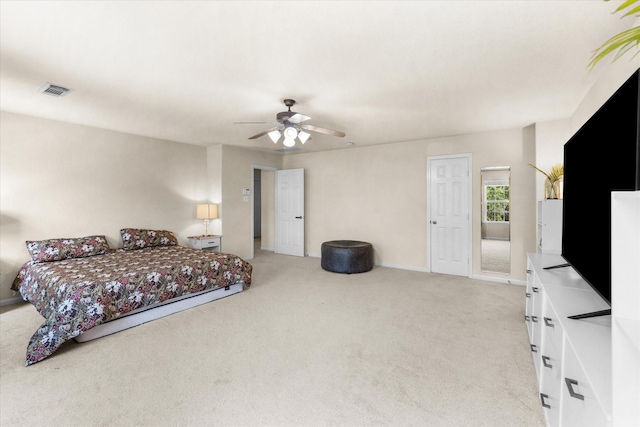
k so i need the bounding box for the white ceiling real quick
[0,1,635,154]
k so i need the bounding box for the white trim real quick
[0,296,24,307]
[312,252,525,281]
[308,252,446,274]
[311,253,524,283]
[426,153,473,277]
[472,274,526,286]
[375,262,430,273]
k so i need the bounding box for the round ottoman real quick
[321,240,373,274]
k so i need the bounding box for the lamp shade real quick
[268,130,281,143]
[196,204,218,219]
[298,130,310,144]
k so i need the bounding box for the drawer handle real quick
[531,316,538,323]
[542,355,552,368]
[565,378,585,400]
[544,317,554,327]
[526,292,531,298]
[525,315,530,321]
[531,344,537,353]
[532,287,539,293]
[540,393,550,409]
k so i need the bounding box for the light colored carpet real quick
[481,239,511,274]
[0,248,544,427]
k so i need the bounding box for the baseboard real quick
[375,262,431,273]
[309,252,525,284]
[307,252,429,274]
[0,296,24,307]
[472,274,526,286]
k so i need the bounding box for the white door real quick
[428,155,471,276]
[275,168,305,257]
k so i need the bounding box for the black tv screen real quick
[562,68,640,312]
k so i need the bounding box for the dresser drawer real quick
[542,296,563,356]
[560,340,609,427]
[188,236,221,251]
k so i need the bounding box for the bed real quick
[11,230,252,366]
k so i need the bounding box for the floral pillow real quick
[120,228,178,250]
[26,235,111,263]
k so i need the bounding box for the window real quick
[484,180,509,222]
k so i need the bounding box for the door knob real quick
[295,216,303,219]
[431,220,437,224]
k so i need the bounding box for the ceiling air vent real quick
[37,82,74,97]
[274,147,303,153]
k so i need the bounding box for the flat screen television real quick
[556,68,640,319]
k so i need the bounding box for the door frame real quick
[251,164,278,259]
[426,153,473,277]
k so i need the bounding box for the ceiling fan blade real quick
[287,113,311,124]
[300,123,346,138]
[248,127,279,140]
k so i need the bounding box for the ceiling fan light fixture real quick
[268,130,281,143]
[283,126,298,140]
[298,130,310,144]
[236,99,345,148]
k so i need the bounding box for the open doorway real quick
[251,165,277,259]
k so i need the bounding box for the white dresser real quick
[525,253,611,427]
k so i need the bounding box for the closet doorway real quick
[251,165,277,259]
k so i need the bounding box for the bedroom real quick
[1,1,639,426]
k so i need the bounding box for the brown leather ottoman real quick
[321,240,373,274]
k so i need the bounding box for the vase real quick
[545,179,561,200]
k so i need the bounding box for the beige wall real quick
[215,145,282,258]
[205,145,223,236]
[282,127,537,282]
[572,56,640,133]
[533,119,571,200]
[0,112,210,301]
[2,60,635,302]
[260,170,275,251]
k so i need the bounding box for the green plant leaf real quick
[589,26,640,68]
[589,0,640,68]
[621,5,640,17]
[614,0,640,16]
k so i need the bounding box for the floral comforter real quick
[12,246,252,366]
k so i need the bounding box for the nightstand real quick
[187,235,221,252]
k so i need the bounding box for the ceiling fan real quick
[234,99,346,147]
